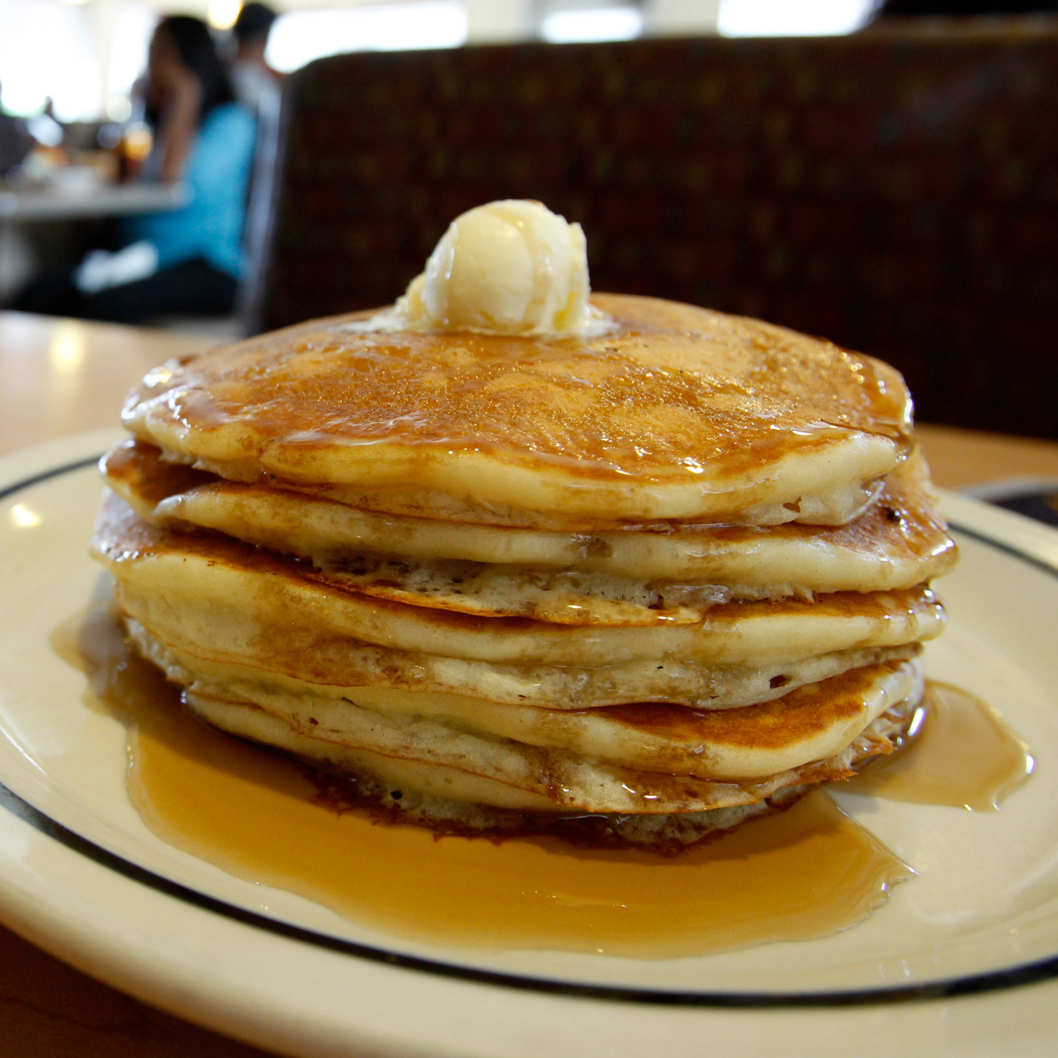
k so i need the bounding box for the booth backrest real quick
[244,25,1058,436]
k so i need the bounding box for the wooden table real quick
[0,312,1056,1058]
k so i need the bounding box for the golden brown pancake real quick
[103,441,956,623]
[92,289,954,850]
[121,295,912,528]
[93,492,945,669]
[124,616,920,783]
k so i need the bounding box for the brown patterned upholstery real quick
[244,25,1058,436]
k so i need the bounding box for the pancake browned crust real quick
[121,294,912,528]
[92,291,955,850]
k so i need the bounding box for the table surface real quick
[0,311,1056,1058]
[0,180,188,222]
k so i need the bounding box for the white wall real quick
[464,0,533,42]
[648,0,721,35]
[0,1,726,121]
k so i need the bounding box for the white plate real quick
[2,430,1058,1058]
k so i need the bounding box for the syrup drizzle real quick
[53,604,1032,958]
[845,682,1035,810]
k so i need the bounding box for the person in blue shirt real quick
[12,15,256,323]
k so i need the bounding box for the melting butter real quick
[350,200,613,337]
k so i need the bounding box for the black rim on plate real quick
[1,453,1056,1009]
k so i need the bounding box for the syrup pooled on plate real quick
[53,602,1030,958]
[844,682,1035,810]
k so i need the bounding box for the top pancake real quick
[122,294,913,527]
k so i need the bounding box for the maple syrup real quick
[53,604,1030,958]
[845,682,1035,810]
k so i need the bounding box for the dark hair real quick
[233,3,277,45]
[151,14,236,126]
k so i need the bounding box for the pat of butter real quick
[353,200,611,336]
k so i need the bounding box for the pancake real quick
[90,201,955,850]
[121,294,912,529]
[94,492,945,669]
[92,478,938,847]
[127,617,920,782]
[184,681,915,815]
[125,614,915,713]
[103,441,956,623]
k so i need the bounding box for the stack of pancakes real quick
[92,293,955,849]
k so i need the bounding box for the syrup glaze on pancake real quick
[94,271,955,849]
[121,294,912,525]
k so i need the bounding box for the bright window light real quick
[266,2,469,74]
[717,0,879,37]
[540,6,644,43]
[105,5,154,120]
[0,0,101,119]
[207,0,242,32]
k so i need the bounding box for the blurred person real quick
[230,2,281,115]
[0,82,33,178]
[9,14,256,324]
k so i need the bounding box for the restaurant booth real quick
[245,22,1058,438]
